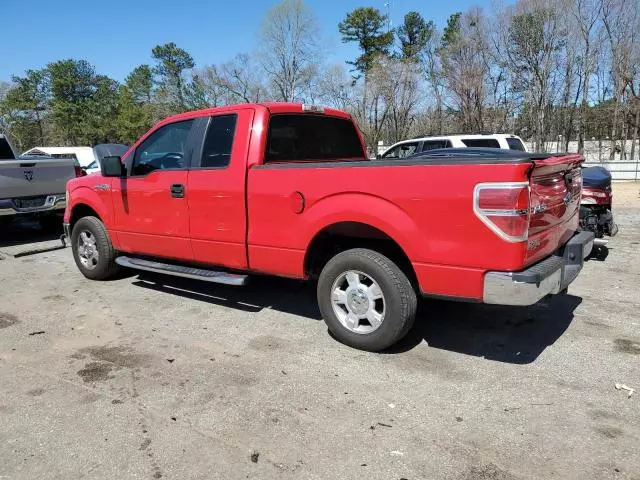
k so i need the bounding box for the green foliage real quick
[48,59,97,144]
[117,86,151,145]
[397,11,434,62]
[85,75,120,144]
[184,74,209,110]
[116,65,156,144]
[152,42,195,111]
[0,69,50,149]
[507,9,563,83]
[441,12,462,49]
[0,43,194,149]
[125,65,153,104]
[339,7,394,76]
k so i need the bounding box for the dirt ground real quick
[611,181,640,207]
[1,184,639,480]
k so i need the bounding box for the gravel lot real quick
[1,183,639,480]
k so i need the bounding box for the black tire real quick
[39,214,63,233]
[0,216,12,229]
[71,216,120,280]
[317,248,417,352]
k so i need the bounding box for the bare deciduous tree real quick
[438,9,490,133]
[260,0,321,102]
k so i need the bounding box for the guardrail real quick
[583,161,640,181]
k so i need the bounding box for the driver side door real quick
[112,119,195,261]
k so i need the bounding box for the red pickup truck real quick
[64,103,594,351]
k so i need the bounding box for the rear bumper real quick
[0,194,66,217]
[483,231,595,306]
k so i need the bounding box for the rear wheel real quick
[71,216,120,280]
[317,248,417,351]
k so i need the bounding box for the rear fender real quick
[303,192,423,259]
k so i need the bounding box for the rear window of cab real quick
[265,114,365,163]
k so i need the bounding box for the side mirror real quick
[100,156,125,177]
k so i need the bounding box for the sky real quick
[2,0,497,82]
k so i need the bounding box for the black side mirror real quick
[100,156,125,177]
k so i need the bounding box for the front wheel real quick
[71,216,120,280]
[317,248,417,352]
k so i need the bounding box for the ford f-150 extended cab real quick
[63,103,594,351]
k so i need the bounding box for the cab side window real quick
[507,137,526,151]
[199,115,237,168]
[131,120,194,176]
[421,140,452,151]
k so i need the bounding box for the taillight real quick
[474,182,530,242]
[75,165,87,177]
[582,187,611,205]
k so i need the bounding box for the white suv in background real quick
[379,134,527,159]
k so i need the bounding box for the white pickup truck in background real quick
[0,133,77,231]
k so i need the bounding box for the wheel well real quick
[304,222,417,284]
[69,204,100,231]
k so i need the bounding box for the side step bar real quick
[115,256,248,286]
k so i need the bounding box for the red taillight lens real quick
[474,182,530,242]
[582,187,611,205]
[75,165,87,177]
[477,186,530,211]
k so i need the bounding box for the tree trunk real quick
[610,99,619,160]
[630,105,639,159]
[621,119,628,160]
[35,109,44,146]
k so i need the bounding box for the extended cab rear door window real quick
[265,114,365,163]
[195,114,237,169]
[131,119,194,176]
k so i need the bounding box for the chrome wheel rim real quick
[330,270,385,334]
[77,230,99,270]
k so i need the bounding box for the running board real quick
[115,256,248,286]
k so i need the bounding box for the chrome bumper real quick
[0,194,66,217]
[483,231,595,306]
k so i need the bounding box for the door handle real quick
[170,184,185,198]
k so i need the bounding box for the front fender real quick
[302,192,425,259]
[67,185,114,228]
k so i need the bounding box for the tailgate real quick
[0,158,75,199]
[526,154,584,265]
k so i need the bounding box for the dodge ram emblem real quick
[24,170,34,182]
